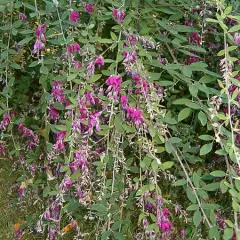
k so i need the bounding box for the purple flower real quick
[112,9,125,23]
[156,208,172,233]
[35,24,46,42]
[18,186,24,197]
[95,56,104,68]
[70,11,79,22]
[158,56,167,64]
[75,151,88,174]
[73,59,82,69]
[234,33,240,45]
[0,144,5,156]
[49,106,59,121]
[44,210,51,220]
[51,81,65,103]
[86,61,95,77]
[32,40,45,53]
[73,42,81,53]
[0,114,10,130]
[62,176,72,189]
[123,51,137,63]
[85,3,94,15]
[120,95,128,109]
[89,112,101,132]
[67,45,74,53]
[19,12,27,20]
[70,161,78,173]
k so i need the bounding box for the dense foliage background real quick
[0,0,240,239]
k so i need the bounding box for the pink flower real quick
[234,33,240,45]
[70,11,79,22]
[85,3,94,15]
[112,9,125,23]
[95,56,104,68]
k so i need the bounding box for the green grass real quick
[0,158,21,239]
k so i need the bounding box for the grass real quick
[0,157,22,239]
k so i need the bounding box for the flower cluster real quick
[106,75,122,99]
[0,114,10,130]
[69,11,79,22]
[18,123,39,150]
[112,9,125,23]
[33,24,46,54]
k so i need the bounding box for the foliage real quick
[0,0,240,239]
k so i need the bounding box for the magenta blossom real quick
[106,75,122,97]
[95,56,104,68]
[70,11,79,22]
[85,3,94,15]
[120,95,128,109]
[112,9,125,23]
[126,107,145,128]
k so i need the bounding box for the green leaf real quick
[10,63,21,69]
[40,65,49,75]
[113,232,123,240]
[88,74,102,83]
[18,37,33,46]
[198,135,214,141]
[173,98,191,105]
[189,84,198,97]
[202,182,220,191]
[200,143,213,155]
[67,202,81,212]
[193,210,201,227]
[229,25,240,32]
[178,108,191,122]
[99,38,113,44]
[160,161,174,170]
[210,171,226,177]
[198,111,207,126]
[174,179,187,186]
[186,186,197,203]
[186,204,199,211]
[168,137,182,144]
[223,228,233,240]
[209,226,220,240]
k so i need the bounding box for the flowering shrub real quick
[0,0,240,239]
